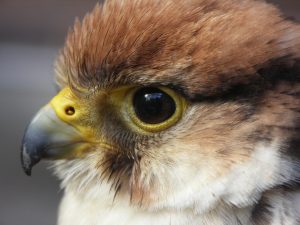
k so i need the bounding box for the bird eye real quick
[133,87,176,124]
[126,86,186,132]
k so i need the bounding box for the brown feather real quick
[55,0,300,98]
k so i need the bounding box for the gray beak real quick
[21,105,83,176]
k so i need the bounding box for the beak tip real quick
[23,167,32,176]
[21,158,33,176]
[21,144,36,176]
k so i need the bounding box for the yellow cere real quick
[49,87,95,140]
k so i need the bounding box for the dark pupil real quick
[133,87,176,124]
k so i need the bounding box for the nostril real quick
[65,106,75,116]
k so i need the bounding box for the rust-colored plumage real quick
[45,0,300,224]
[56,0,299,97]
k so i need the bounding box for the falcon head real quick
[21,0,300,213]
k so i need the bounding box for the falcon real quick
[21,0,300,224]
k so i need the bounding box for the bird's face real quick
[21,0,300,213]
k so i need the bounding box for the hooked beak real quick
[21,88,93,176]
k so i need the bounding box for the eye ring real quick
[125,86,186,133]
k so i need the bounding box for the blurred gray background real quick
[0,1,299,225]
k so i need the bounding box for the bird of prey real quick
[21,0,300,224]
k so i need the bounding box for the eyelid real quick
[105,85,187,134]
[124,86,187,133]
